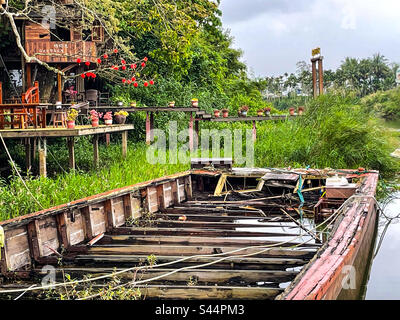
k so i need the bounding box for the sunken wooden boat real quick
[0,161,379,300]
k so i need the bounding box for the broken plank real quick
[111,227,301,238]
[100,235,320,248]
[81,244,315,259]
[136,285,283,300]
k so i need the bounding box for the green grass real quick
[0,143,188,221]
[0,93,399,221]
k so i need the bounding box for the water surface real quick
[366,193,400,299]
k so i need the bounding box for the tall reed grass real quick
[0,94,398,220]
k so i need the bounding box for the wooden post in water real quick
[93,135,99,167]
[67,137,75,170]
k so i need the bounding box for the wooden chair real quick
[99,92,110,106]
[85,89,98,107]
[0,82,29,129]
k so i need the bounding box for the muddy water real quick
[365,193,400,299]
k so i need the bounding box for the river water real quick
[365,120,400,299]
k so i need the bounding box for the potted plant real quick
[89,110,102,127]
[191,98,199,108]
[222,109,229,118]
[289,107,295,116]
[257,109,264,116]
[103,111,113,125]
[117,101,124,107]
[239,106,249,117]
[264,107,272,116]
[298,106,305,115]
[214,110,221,118]
[168,101,175,108]
[114,110,129,124]
[66,108,79,129]
[130,101,137,108]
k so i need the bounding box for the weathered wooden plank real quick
[26,220,42,260]
[123,193,133,220]
[135,285,284,300]
[84,244,315,259]
[144,219,296,230]
[75,254,308,270]
[101,235,320,248]
[153,213,293,223]
[66,210,85,246]
[4,227,31,271]
[45,268,299,284]
[111,227,301,238]
[55,212,69,249]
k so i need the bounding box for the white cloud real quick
[341,4,356,30]
[220,0,400,77]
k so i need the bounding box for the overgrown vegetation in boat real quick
[0,93,398,221]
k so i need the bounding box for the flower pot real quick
[115,115,126,124]
[191,100,198,108]
[67,120,75,129]
[214,110,220,118]
[257,111,264,117]
[298,108,305,116]
[240,111,247,117]
[289,108,295,116]
[117,101,124,107]
[169,103,175,108]
[91,120,99,127]
[222,111,229,118]
[130,102,137,108]
[104,119,113,125]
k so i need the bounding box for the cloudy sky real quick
[219,0,400,77]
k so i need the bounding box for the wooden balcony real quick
[25,40,97,63]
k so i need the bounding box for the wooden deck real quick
[0,124,134,138]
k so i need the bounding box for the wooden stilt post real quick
[122,131,128,158]
[312,59,318,98]
[67,137,75,170]
[105,134,110,147]
[57,65,62,102]
[25,138,32,172]
[38,138,47,178]
[252,120,257,142]
[93,135,99,168]
[189,112,194,152]
[146,111,151,145]
[26,64,32,89]
[150,111,154,141]
[194,118,199,151]
[318,58,324,95]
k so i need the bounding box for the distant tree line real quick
[258,53,399,99]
